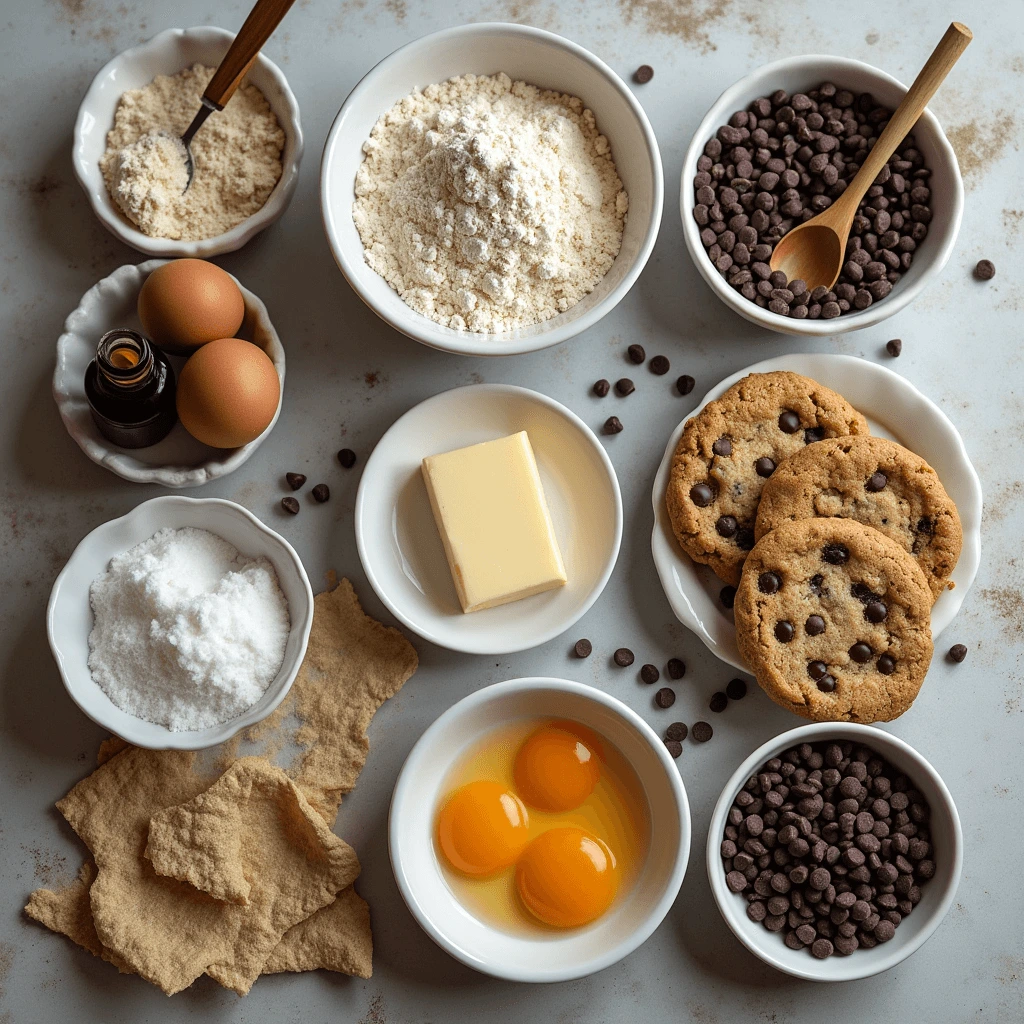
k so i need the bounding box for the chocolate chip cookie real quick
[754,435,961,602]
[666,372,869,585]
[735,518,933,723]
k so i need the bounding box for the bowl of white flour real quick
[321,23,663,356]
[47,496,314,750]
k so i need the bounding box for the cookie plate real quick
[651,354,982,671]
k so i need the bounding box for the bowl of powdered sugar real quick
[321,23,663,356]
[47,495,314,750]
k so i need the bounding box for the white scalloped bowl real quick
[47,496,314,750]
[53,259,286,487]
[73,26,303,258]
[651,354,982,672]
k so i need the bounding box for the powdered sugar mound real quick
[88,527,291,732]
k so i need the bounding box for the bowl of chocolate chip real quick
[707,723,962,981]
[680,56,963,336]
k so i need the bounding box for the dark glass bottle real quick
[84,329,177,449]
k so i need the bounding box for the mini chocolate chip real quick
[574,638,593,658]
[690,482,716,506]
[807,660,828,681]
[779,410,801,433]
[974,259,995,281]
[338,448,357,468]
[593,378,611,397]
[655,687,676,709]
[849,642,873,663]
[667,657,686,679]
[726,678,747,700]
[775,621,795,642]
[634,64,654,84]
[823,544,849,565]
[948,643,968,663]
[627,344,646,364]
[676,374,696,395]
[665,738,682,758]
[817,675,836,693]
[755,457,776,477]
[665,721,688,741]
[604,416,624,435]
[886,338,902,357]
[712,436,733,456]
[805,427,825,444]
[759,572,781,594]
[614,647,635,667]
[716,515,738,538]
[710,691,728,713]
[285,472,306,490]
[615,378,635,396]
[917,516,934,535]
[691,721,713,742]
[311,483,330,503]
[641,663,661,684]
[281,496,300,515]
[877,654,896,675]
[720,585,737,609]
[650,355,670,375]
[865,600,888,623]
[806,615,825,636]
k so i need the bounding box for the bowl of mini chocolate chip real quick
[707,723,962,980]
[679,55,963,336]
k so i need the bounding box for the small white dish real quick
[53,259,286,487]
[390,677,691,982]
[356,384,621,655]
[73,26,303,258]
[47,495,314,751]
[707,722,962,981]
[651,353,982,671]
[680,55,963,337]
[321,22,663,357]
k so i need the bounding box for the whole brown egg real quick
[176,338,280,448]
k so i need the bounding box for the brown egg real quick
[176,338,280,448]
[138,259,245,354]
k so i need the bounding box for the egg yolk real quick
[515,827,618,928]
[513,723,602,812]
[437,781,530,876]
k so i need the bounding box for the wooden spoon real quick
[769,22,972,290]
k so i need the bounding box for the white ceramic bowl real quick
[390,677,691,982]
[47,495,314,750]
[53,259,286,487]
[356,384,621,655]
[651,353,982,671]
[321,22,663,356]
[73,26,303,258]
[707,723,962,981]
[680,56,963,336]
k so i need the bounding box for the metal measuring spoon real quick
[180,0,298,192]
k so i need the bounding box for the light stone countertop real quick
[1,2,1021,1022]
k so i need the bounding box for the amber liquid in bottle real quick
[84,329,177,449]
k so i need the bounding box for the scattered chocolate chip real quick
[755,457,776,477]
[690,482,716,506]
[676,374,696,395]
[627,344,646,364]
[665,738,682,758]
[805,614,825,636]
[655,687,676,709]
[634,64,654,84]
[720,585,737,609]
[641,663,661,685]
[665,721,688,741]
[974,259,995,281]
[667,657,686,680]
[650,355,670,375]
[817,675,836,693]
[775,620,795,642]
[877,654,896,674]
[604,416,624,435]
[865,600,888,623]
[615,378,635,396]
[691,721,713,742]
[726,678,747,700]
[849,642,873,664]
[285,472,306,490]
[709,691,729,713]
[866,471,888,491]
[778,410,801,433]
[716,515,738,538]
[758,571,781,594]
[712,436,733,456]
[281,496,300,515]
[338,448,357,468]
[593,378,611,397]
[948,643,968,663]
[614,647,635,667]
[823,543,849,565]
[574,638,593,658]
[886,338,902,357]
[311,483,330,503]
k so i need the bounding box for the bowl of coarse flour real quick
[321,23,663,356]
[47,496,314,750]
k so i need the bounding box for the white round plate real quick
[356,385,622,654]
[53,260,285,487]
[651,353,982,671]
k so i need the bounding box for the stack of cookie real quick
[666,371,962,723]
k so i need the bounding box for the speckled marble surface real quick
[2,2,1022,1022]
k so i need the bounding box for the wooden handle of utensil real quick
[203,0,298,109]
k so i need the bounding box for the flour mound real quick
[353,72,628,333]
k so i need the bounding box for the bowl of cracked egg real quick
[389,678,690,981]
[73,26,304,258]
[321,23,664,356]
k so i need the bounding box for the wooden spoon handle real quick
[203,0,298,109]
[837,22,972,216]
